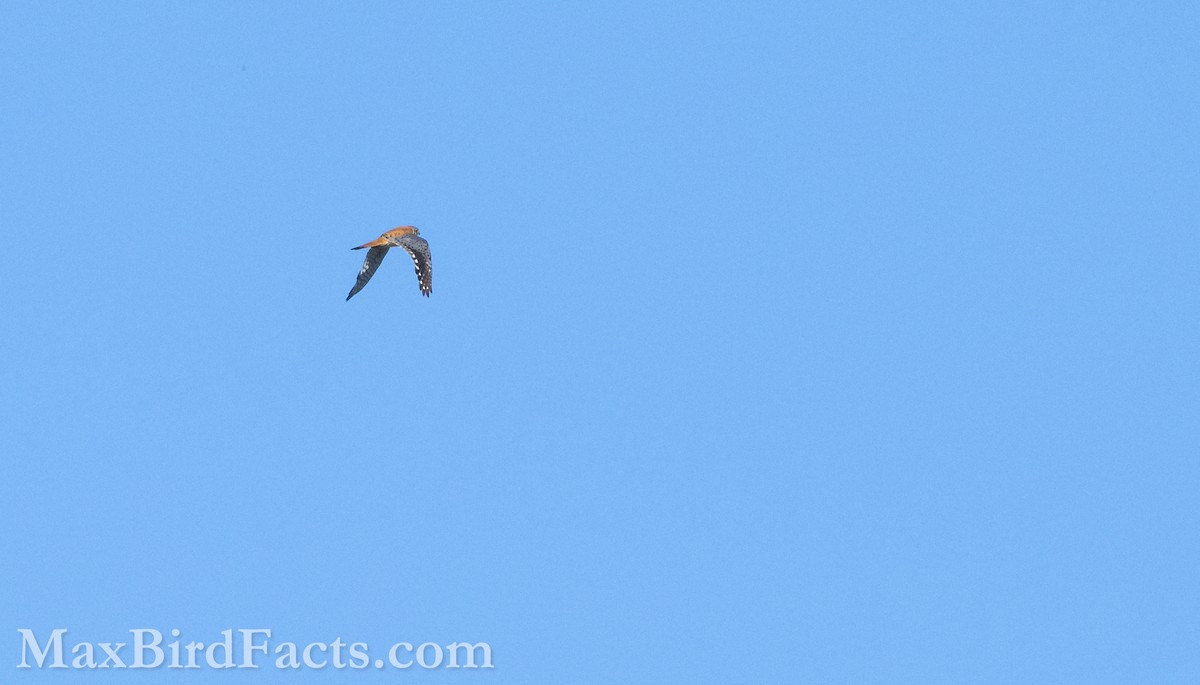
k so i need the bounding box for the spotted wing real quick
[346,246,388,300]
[393,233,432,296]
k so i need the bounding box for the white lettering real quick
[17,629,66,669]
[446,642,494,668]
[302,642,327,669]
[415,642,443,669]
[132,629,163,668]
[274,641,299,669]
[205,630,234,668]
[347,641,369,669]
[388,642,413,669]
[71,641,96,669]
[239,629,270,668]
[97,642,126,668]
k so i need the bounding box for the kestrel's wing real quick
[346,246,389,300]
[393,233,432,296]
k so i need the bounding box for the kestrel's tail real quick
[352,236,391,250]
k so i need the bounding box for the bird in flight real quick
[346,226,432,300]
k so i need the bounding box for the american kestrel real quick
[346,226,432,300]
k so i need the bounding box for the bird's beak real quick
[352,237,390,250]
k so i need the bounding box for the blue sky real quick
[1,2,1196,682]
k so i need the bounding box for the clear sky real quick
[1,2,1196,683]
